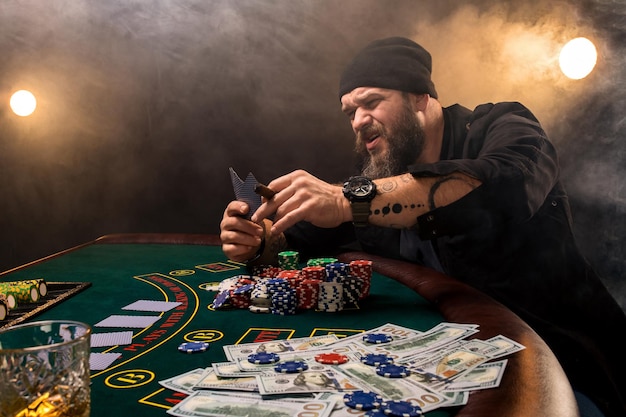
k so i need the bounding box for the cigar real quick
[254,183,276,199]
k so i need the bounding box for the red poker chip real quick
[315,352,349,365]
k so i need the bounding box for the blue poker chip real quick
[361,353,394,366]
[364,411,387,417]
[343,390,383,410]
[247,352,280,364]
[380,400,422,417]
[212,290,230,308]
[274,360,308,373]
[363,333,393,344]
[376,364,410,378]
[234,284,255,294]
[177,342,210,353]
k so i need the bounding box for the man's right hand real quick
[220,201,264,262]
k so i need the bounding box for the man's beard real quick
[355,103,425,179]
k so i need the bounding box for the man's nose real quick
[352,108,372,132]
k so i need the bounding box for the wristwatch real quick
[342,176,377,227]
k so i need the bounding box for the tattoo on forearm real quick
[373,202,425,217]
[379,180,396,193]
[428,175,478,210]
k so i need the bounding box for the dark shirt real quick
[285,102,626,417]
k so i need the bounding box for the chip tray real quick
[0,282,91,329]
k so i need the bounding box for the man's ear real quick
[409,93,429,112]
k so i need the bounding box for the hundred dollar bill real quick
[405,347,488,384]
[237,347,359,373]
[159,368,206,394]
[443,359,508,392]
[485,335,526,359]
[441,390,469,407]
[212,361,254,377]
[214,347,356,377]
[223,335,340,361]
[382,323,480,359]
[192,368,258,392]
[326,323,426,356]
[458,339,502,357]
[256,368,364,396]
[328,354,448,413]
[166,390,335,417]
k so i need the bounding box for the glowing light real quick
[10,90,37,116]
[559,37,597,80]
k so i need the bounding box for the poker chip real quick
[211,290,231,309]
[376,364,410,378]
[177,342,210,354]
[364,411,387,417]
[314,352,349,365]
[380,400,422,417]
[248,305,271,313]
[274,360,309,373]
[343,390,383,410]
[361,353,394,366]
[363,333,393,344]
[247,352,280,364]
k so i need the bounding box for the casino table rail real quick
[337,251,579,417]
[3,233,579,417]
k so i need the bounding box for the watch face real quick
[351,177,373,196]
[343,176,376,201]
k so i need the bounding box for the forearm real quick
[368,172,481,228]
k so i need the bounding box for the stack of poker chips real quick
[210,253,373,314]
[0,278,47,308]
[0,293,11,320]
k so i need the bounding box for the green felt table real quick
[1,241,451,416]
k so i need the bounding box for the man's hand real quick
[251,170,351,235]
[220,201,264,262]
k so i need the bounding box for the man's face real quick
[341,87,425,179]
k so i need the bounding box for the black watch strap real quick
[351,201,371,227]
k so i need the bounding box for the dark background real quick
[1,0,624,310]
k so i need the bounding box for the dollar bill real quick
[328,354,448,413]
[485,335,526,359]
[256,368,364,396]
[326,323,425,356]
[458,339,502,357]
[166,390,335,417]
[214,347,356,377]
[212,361,256,378]
[441,390,469,407]
[405,347,489,384]
[382,323,480,359]
[443,359,508,392]
[159,368,206,394]
[223,335,340,361]
[192,368,258,392]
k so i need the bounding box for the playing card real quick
[229,167,262,219]
[122,300,181,312]
[90,330,134,347]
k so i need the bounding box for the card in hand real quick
[229,167,262,219]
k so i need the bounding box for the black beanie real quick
[338,37,438,100]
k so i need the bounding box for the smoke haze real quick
[0,0,624,308]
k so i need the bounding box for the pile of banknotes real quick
[161,322,525,417]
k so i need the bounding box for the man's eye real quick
[364,99,380,109]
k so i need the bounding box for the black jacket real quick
[285,102,626,416]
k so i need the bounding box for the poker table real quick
[0,233,578,417]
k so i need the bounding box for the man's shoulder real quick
[469,101,540,125]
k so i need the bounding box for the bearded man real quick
[219,37,626,417]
